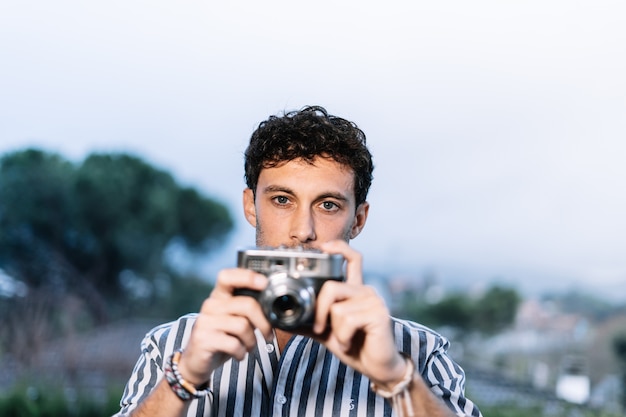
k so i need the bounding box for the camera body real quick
[235,247,345,331]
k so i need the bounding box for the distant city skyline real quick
[2,1,625,301]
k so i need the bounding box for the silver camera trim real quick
[237,246,345,279]
[236,247,345,330]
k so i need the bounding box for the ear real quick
[243,188,257,227]
[349,202,370,239]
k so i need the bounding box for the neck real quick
[274,329,294,353]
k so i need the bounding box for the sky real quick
[1,1,625,301]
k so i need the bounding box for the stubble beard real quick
[254,222,352,249]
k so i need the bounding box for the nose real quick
[290,208,316,244]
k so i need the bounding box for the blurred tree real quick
[612,332,626,410]
[72,153,232,299]
[403,293,473,330]
[0,149,77,288]
[0,149,234,322]
[472,285,521,335]
[401,284,520,336]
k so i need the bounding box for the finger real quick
[196,314,260,353]
[327,289,388,350]
[200,295,273,340]
[181,328,252,380]
[211,268,268,298]
[320,240,363,285]
[314,284,391,346]
[312,280,355,334]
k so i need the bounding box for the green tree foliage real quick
[0,383,122,417]
[472,285,521,334]
[612,332,626,409]
[0,150,77,288]
[0,148,233,320]
[401,284,521,336]
[403,293,473,330]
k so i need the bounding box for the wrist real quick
[176,351,208,387]
[163,349,211,401]
[370,354,412,391]
[370,353,416,417]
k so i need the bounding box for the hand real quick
[176,268,273,386]
[312,241,407,388]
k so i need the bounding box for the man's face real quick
[243,157,369,249]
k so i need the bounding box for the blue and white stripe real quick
[114,314,482,417]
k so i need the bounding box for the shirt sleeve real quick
[111,325,168,416]
[111,315,202,417]
[394,318,483,417]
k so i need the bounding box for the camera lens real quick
[272,294,302,320]
[260,272,315,330]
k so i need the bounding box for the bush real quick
[479,403,623,417]
[0,383,122,417]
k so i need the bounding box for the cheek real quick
[255,210,289,236]
[318,216,356,240]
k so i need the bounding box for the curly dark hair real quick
[244,106,374,207]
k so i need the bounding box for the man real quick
[114,106,482,417]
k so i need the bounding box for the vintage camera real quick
[235,247,345,331]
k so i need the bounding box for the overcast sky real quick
[1,1,625,300]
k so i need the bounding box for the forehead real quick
[257,157,355,197]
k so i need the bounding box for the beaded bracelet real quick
[370,354,416,417]
[163,349,211,401]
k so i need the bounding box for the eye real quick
[273,195,290,205]
[320,201,339,212]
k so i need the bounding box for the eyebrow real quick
[262,185,295,195]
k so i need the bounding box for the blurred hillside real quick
[1,147,625,416]
[384,272,626,414]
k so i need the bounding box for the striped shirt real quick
[114,314,482,417]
